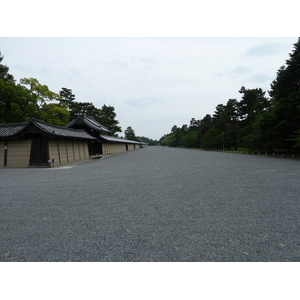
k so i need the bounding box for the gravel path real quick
[1,147,299,261]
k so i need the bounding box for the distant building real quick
[66,114,147,156]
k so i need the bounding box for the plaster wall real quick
[49,139,90,166]
[6,140,31,168]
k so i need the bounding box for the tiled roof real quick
[99,134,141,144]
[31,118,96,140]
[0,118,96,140]
[0,122,28,137]
[66,114,112,134]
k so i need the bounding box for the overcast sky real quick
[0,37,298,139]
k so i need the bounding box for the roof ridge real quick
[66,115,112,133]
[31,118,87,132]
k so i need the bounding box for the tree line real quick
[160,38,300,153]
[0,54,121,135]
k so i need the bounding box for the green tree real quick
[201,127,222,149]
[124,126,137,140]
[68,101,101,120]
[20,77,60,108]
[19,77,70,125]
[268,38,300,150]
[180,131,199,148]
[0,79,37,123]
[189,118,201,130]
[210,100,240,150]
[198,114,213,147]
[136,136,158,146]
[169,125,185,147]
[222,99,240,150]
[160,133,176,147]
[98,104,122,134]
[59,87,75,107]
[212,104,226,128]
[246,109,277,151]
[0,52,14,82]
[0,54,37,123]
[238,87,269,122]
[237,86,270,148]
[39,103,70,126]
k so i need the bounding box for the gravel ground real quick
[1,146,300,261]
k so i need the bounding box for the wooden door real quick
[29,139,49,167]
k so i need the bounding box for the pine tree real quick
[269,38,300,150]
[124,126,137,140]
[0,52,14,82]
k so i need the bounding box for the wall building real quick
[0,118,96,168]
[66,115,147,156]
[0,115,147,168]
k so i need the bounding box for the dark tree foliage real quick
[59,87,75,107]
[38,103,70,126]
[136,136,158,146]
[268,37,300,150]
[201,127,222,149]
[124,126,137,140]
[0,79,38,123]
[0,52,15,82]
[198,114,212,140]
[0,53,36,122]
[237,87,270,149]
[68,101,101,120]
[98,104,122,134]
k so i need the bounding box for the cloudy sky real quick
[1,37,298,139]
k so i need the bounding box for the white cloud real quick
[110,59,129,70]
[230,66,251,75]
[124,97,166,108]
[248,74,273,84]
[244,43,290,56]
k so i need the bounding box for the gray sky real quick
[0,37,298,139]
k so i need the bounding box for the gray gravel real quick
[1,146,300,261]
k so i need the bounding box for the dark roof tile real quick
[66,114,112,134]
[31,118,95,139]
[0,118,96,140]
[0,123,28,137]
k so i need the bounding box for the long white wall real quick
[102,142,139,155]
[48,139,89,166]
[0,138,145,168]
[0,140,31,168]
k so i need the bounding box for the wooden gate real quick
[29,139,50,167]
